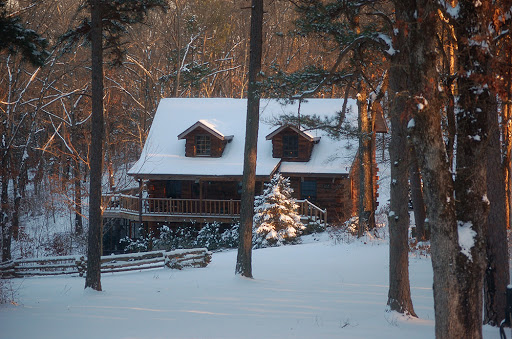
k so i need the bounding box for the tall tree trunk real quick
[235,0,263,278]
[357,82,372,236]
[409,151,426,240]
[386,1,416,316]
[1,149,11,262]
[408,2,463,337]
[504,93,512,229]
[85,0,104,291]
[12,178,19,240]
[451,2,491,337]
[74,159,83,235]
[484,91,509,326]
[409,1,491,337]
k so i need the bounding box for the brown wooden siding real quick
[184,127,227,157]
[271,127,314,161]
[287,176,354,224]
[147,179,264,201]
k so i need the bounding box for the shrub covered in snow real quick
[253,173,305,247]
[119,231,153,253]
[196,222,223,250]
[302,220,327,235]
[0,280,18,305]
[152,223,239,251]
[220,223,239,248]
[152,225,198,251]
[327,216,359,244]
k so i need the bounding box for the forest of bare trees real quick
[0,0,324,254]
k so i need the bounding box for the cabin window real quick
[301,180,317,201]
[195,135,211,156]
[166,180,182,198]
[282,134,298,158]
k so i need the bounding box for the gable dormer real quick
[178,120,233,157]
[266,125,320,162]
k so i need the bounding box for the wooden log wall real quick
[271,128,314,161]
[288,176,353,224]
[184,127,227,157]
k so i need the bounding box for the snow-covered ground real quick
[0,233,502,339]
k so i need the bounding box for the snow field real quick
[0,234,501,339]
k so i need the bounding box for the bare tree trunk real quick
[409,151,426,240]
[484,93,509,326]
[74,158,83,235]
[408,2,463,337]
[236,0,263,278]
[357,82,372,237]
[450,3,491,337]
[409,1,491,337]
[386,2,416,315]
[504,94,512,229]
[85,0,104,291]
[1,150,11,262]
[12,179,19,240]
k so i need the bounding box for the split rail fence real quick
[0,248,211,278]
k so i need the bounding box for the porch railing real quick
[296,199,328,226]
[103,195,327,226]
[103,194,240,217]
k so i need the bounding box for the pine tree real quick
[253,174,305,247]
[0,0,49,67]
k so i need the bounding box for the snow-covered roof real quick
[128,98,358,178]
[177,120,233,141]
[265,124,319,143]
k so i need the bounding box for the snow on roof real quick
[177,120,233,141]
[128,98,358,178]
[265,124,318,142]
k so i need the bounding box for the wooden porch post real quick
[199,179,203,215]
[138,179,144,236]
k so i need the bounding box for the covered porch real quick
[102,194,327,225]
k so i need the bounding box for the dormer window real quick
[282,134,298,158]
[195,135,211,156]
[178,121,233,158]
[266,125,320,162]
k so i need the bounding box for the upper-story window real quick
[195,135,211,156]
[282,134,298,158]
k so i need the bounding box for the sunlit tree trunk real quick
[236,0,263,278]
[386,0,416,316]
[408,2,462,337]
[357,81,373,236]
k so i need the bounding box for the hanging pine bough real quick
[59,0,168,65]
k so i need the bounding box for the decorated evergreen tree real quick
[253,174,305,247]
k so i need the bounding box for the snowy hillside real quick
[0,233,501,339]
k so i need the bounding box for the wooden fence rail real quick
[0,248,211,278]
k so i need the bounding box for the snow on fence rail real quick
[0,248,211,278]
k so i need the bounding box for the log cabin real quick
[102,98,386,253]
